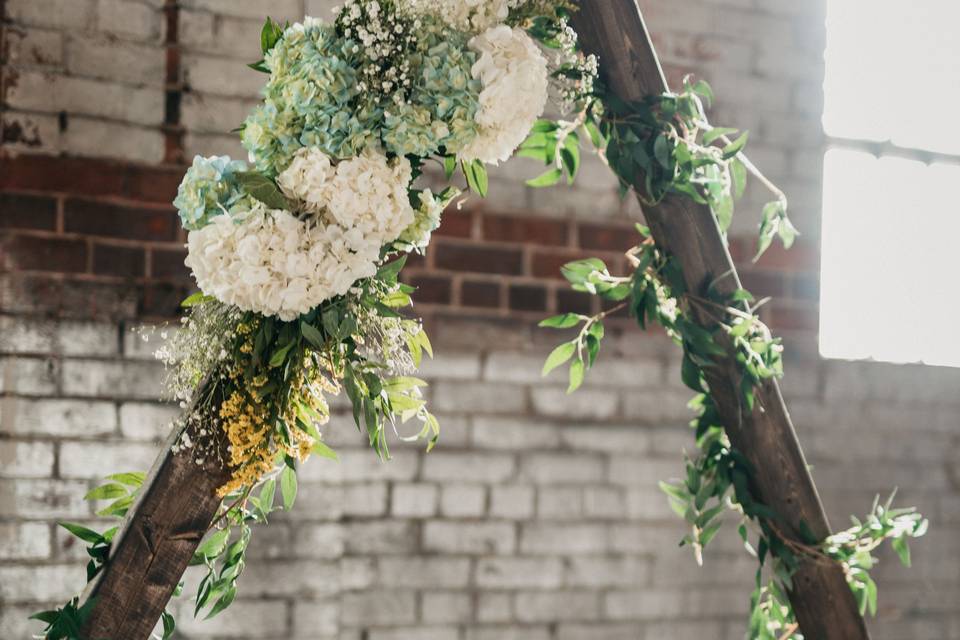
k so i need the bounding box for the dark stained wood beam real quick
[80,393,231,640]
[572,3,870,638]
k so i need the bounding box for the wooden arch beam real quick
[571,2,870,638]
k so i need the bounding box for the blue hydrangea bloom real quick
[173,155,252,231]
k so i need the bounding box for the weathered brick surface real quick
[2,0,959,638]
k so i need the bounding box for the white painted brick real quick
[566,556,649,588]
[583,486,625,519]
[339,556,376,590]
[65,36,165,85]
[0,564,87,602]
[391,483,438,517]
[98,0,162,40]
[0,522,51,559]
[520,523,608,555]
[0,440,55,477]
[241,560,340,598]
[292,599,339,637]
[368,628,460,640]
[9,72,164,125]
[489,485,535,520]
[0,604,48,639]
[297,449,418,483]
[61,358,163,399]
[184,130,247,160]
[305,0,340,18]
[625,487,676,520]
[173,599,288,637]
[621,388,696,424]
[181,0,302,21]
[557,622,643,640]
[645,621,720,640]
[559,426,650,454]
[60,441,160,478]
[342,482,389,517]
[0,110,61,153]
[431,413,470,447]
[476,593,513,623]
[345,521,417,555]
[61,117,165,163]
[0,398,117,437]
[422,592,472,624]
[530,387,618,421]
[520,453,605,484]
[0,356,59,395]
[483,352,551,384]
[440,483,486,517]
[423,521,516,554]
[471,417,560,450]
[475,557,563,589]
[181,92,259,134]
[118,401,178,440]
[0,479,90,519]
[417,351,483,380]
[603,588,685,621]
[378,558,471,588]
[422,452,515,483]
[537,486,582,519]
[184,54,266,98]
[0,316,55,353]
[6,0,97,30]
[432,381,526,414]
[514,591,600,623]
[342,590,416,626]
[292,524,344,559]
[6,27,64,67]
[58,321,119,356]
[608,458,680,487]
[465,626,552,640]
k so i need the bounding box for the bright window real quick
[819,0,960,367]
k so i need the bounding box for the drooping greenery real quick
[532,77,928,637]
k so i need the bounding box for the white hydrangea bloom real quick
[276,146,335,212]
[186,147,416,321]
[325,148,415,247]
[459,25,549,165]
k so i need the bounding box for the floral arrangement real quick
[33,1,596,637]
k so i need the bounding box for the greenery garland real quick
[532,76,928,637]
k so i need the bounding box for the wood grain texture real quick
[80,394,231,640]
[571,2,870,638]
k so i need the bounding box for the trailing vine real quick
[533,76,928,637]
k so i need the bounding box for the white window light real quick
[820,0,960,367]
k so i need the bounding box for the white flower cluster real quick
[400,0,526,32]
[460,25,549,165]
[187,147,415,321]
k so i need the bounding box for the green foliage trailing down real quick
[533,77,928,637]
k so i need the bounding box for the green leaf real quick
[526,167,563,187]
[653,134,672,169]
[377,255,407,282]
[236,171,290,210]
[269,340,296,368]
[259,477,276,515]
[443,155,457,180]
[181,292,214,307]
[721,131,749,159]
[195,528,230,559]
[567,357,585,393]
[84,483,128,501]
[538,313,581,329]
[311,440,339,460]
[300,321,326,349]
[542,342,576,376]
[206,585,237,619]
[106,472,145,487]
[703,126,737,146]
[161,610,176,640]
[891,536,911,567]
[279,466,298,511]
[462,160,488,197]
[699,520,723,547]
[730,157,747,199]
[59,522,103,545]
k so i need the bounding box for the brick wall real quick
[1,1,959,639]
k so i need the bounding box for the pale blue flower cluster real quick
[241,14,483,176]
[173,155,252,231]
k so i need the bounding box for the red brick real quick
[65,198,179,242]
[482,214,568,246]
[745,239,819,271]
[792,273,819,301]
[408,275,452,305]
[739,270,789,299]
[557,289,593,315]
[508,284,547,312]
[93,243,146,277]
[434,242,523,275]
[8,235,87,272]
[151,248,190,280]
[140,283,192,318]
[435,210,474,238]
[460,279,501,308]
[125,166,183,203]
[578,223,638,252]
[0,193,57,230]
[0,155,126,197]
[531,249,589,280]
[404,252,426,270]
[769,303,819,333]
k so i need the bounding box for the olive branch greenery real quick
[529,76,928,637]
